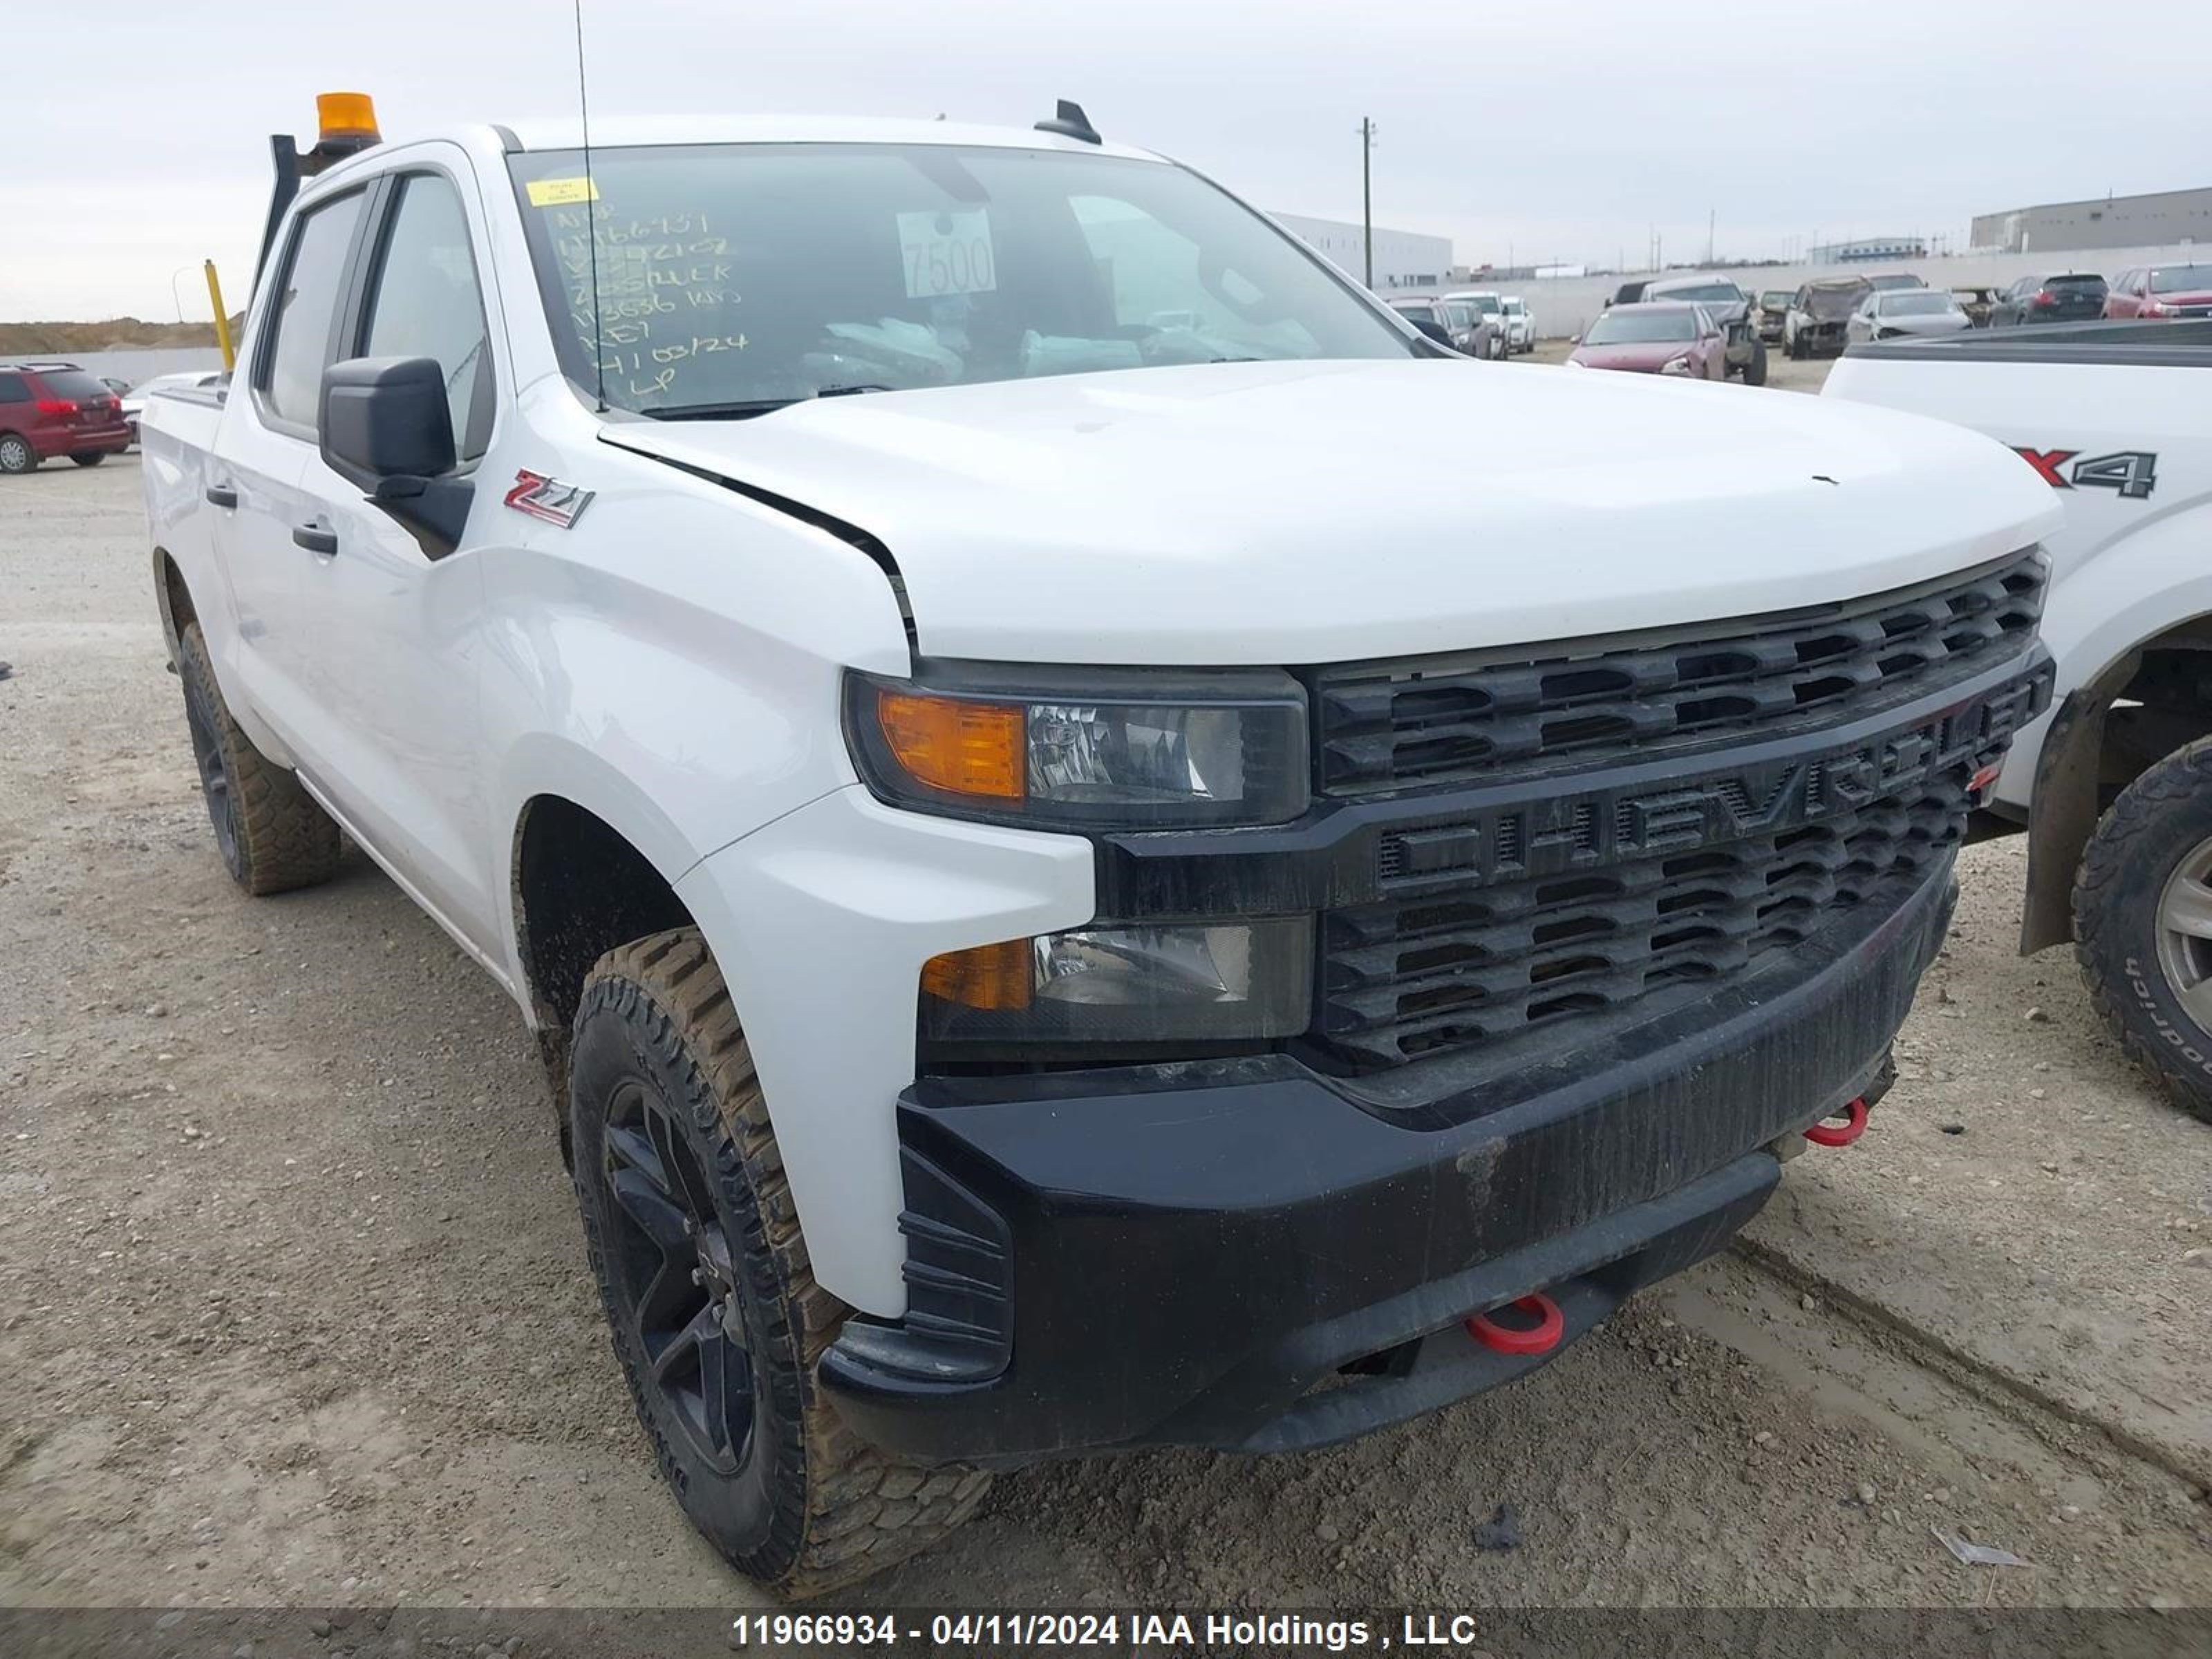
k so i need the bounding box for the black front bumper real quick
[820,859,1950,1468]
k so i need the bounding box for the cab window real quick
[259,189,368,429]
[357,174,496,460]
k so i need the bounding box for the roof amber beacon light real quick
[316,92,380,145]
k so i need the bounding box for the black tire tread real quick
[176,621,342,895]
[578,928,991,1596]
[2072,736,2212,1125]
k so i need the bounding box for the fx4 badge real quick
[2011,446,2158,500]
[503,469,595,527]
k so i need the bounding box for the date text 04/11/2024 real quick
[727,1611,1494,1651]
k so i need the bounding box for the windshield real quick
[1583,309,1694,344]
[37,369,112,401]
[2048,275,2106,291]
[1760,291,1792,308]
[1649,281,1738,303]
[2150,265,2212,293]
[1457,294,1501,311]
[1393,301,1439,323]
[508,142,1414,415]
[1880,292,1957,316]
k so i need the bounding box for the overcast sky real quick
[5,0,2205,319]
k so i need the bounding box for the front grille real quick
[1311,551,2047,797]
[1318,777,1969,1071]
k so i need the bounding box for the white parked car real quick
[1443,288,1511,359]
[1844,288,1972,346]
[1828,320,2212,1122]
[1499,294,1535,353]
[122,371,223,446]
[145,92,2057,1594]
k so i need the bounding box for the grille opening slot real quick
[1676,693,1761,726]
[1652,924,1725,953]
[1528,990,1606,1023]
[1661,850,1736,880]
[1398,938,1490,975]
[1657,885,1731,916]
[1793,631,1858,666]
[1541,664,1636,701]
[1392,687,1495,727]
[1647,959,1718,986]
[1529,953,1609,986]
[1535,874,1618,907]
[1772,824,1833,852]
[1676,647,1763,682]
[1399,981,1486,1016]
[1792,674,1857,706]
[1542,711,1635,748]
[1532,913,1615,947]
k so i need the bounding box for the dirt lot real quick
[3,402,2209,1626]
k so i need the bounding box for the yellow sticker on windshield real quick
[527,177,600,207]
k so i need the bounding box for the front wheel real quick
[2074,739,2212,1123]
[570,928,993,1595]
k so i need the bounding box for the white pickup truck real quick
[144,93,2058,1593]
[1828,321,2212,1123]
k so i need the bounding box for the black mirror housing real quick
[320,355,457,490]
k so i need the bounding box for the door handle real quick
[292,518,338,556]
[204,484,238,509]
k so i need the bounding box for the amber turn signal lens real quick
[316,91,381,143]
[875,690,1026,800]
[921,939,1034,1011]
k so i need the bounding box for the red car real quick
[2104,263,2212,321]
[0,362,133,474]
[1566,301,1727,379]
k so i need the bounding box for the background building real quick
[1269,212,1454,293]
[1970,187,2212,254]
[1808,236,1927,263]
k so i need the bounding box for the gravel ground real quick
[2,437,2209,1621]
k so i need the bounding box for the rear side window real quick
[357,174,496,460]
[0,373,28,404]
[260,189,368,429]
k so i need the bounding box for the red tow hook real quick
[1804,1095,1871,1147]
[1466,1291,1565,1356]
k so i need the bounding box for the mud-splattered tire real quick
[2074,738,2212,1124]
[174,621,341,896]
[569,928,991,1595]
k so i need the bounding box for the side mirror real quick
[1568,333,1582,345]
[321,355,456,488]
[319,356,470,559]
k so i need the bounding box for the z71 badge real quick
[503,469,595,527]
[2012,446,2159,499]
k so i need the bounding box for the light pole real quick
[169,263,198,324]
[1359,117,1376,289]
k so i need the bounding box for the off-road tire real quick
[2074,738,2212,1124]
[174,621,342,895]
[1742,339,1769,386]
[570,928,991,1596]
[71,452,107,467]
[0,433,33,474]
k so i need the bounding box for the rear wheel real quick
[0,433,34,474]
[175,621,341,894]
[570,928,992,1595]
[70,452,107,468]
[1741,339,1769,386]
[2074,739,2212,1124]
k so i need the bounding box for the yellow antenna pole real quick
[204,261,236,371]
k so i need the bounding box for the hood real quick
[600,358,2059,666]
[1567,340,1691,372]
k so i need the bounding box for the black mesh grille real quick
[1312,552,2047,796]
[1318,778,1969,1071]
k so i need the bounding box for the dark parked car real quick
[2103,263,2212,321]
[1566,301,1727,379]
[1783,278,1873,359]
[1606,279,1652,308]
[1989,273,2108,327]
[0,362,133,474]
[1387,295,1498,358]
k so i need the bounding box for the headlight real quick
[1660,355,1693,375]
[920,919,1313,1051]
[846,667,1309,828]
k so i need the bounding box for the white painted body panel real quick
[1822,353,2212,812]
[144,115,2057,1315]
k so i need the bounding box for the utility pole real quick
[1707,208,1716,266]
[1360,118,1376,288]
